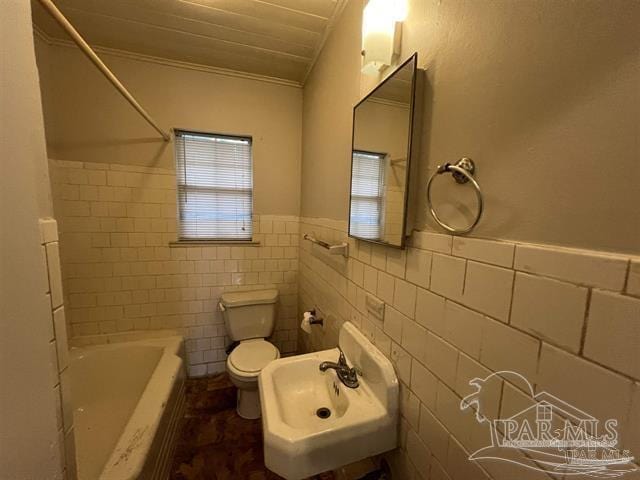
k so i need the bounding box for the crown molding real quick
[32,24,302,89]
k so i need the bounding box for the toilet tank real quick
[219,289,279,341]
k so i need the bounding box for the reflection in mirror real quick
[349,54,417,248]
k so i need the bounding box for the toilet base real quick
[225,340,280,420]
[236,388,261,419]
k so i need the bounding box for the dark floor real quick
[170,374,335,480]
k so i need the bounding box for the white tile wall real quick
[537,343,633,425]
[410,360,438,409]
[46,242,64,308]
[418,404,450,464]
[50,159,299,375]
[424,333,458,386]
[514,244,628,291]
[510,272,587,352]
[411,231,452,254]
[386,248,407,278]
[298,217,640,480]
[39,218,76,479]
[627,260,640,297]
[625,384,640,460]
[455,353,501,419]
[406,428,432,477]
[393,278,417,318]
[443,302,483,359]
[415,288,445,335]
[460,261,513,322]
[406,248,432,289]
[401,315,428,365]
[452,237,514,268]
[430,254,465,301]
[480,317,540,380]
[376,271,395,304]
[383,306,405,344]
[583,290,640,379]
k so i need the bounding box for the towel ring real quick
[426,157,484,235]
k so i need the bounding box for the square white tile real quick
[430,254,465,301]
[583,290,640,379]
[406,248,432,289]
[415,288,446,336]
[510,272,588,352]
[514,244,627,291]
[452,237,514,267]
[461,261,514,322]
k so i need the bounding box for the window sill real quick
[169,240,261,247]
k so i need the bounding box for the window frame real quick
[173,128,255,244]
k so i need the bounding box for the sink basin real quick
[258,322,399,480]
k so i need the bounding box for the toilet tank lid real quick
[220,289,278,308]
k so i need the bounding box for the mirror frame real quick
[348,52,418,249]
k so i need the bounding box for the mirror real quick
[349,54,418,248]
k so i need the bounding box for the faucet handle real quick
[337,348,347,367]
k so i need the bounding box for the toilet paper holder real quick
[307,308,324,326]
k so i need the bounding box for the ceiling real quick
[31,0,348,85]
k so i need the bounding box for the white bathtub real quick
[70,336,186,480]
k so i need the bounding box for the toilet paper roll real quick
[301,311,313,334]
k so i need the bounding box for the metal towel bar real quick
[303,234,349,257]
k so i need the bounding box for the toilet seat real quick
[228,339,279,376]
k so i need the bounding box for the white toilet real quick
[219,289,280,419]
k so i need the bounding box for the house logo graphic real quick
[461,371,638,477]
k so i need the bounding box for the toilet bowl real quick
[219,289,280,419]
[226,338,280,419]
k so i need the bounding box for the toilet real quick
[219,289,280,419]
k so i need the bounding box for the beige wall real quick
[303,0,640,255]
[354,99,410,169]
[301,0,364,222]
[0,1,64,477]
[35,41,303,216]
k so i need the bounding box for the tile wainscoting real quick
[39,218,77,479]
[49,159,299,376]
[46,155,639,477]
[298,216,640,480]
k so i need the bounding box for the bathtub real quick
[70,336,186,480]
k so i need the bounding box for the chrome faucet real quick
[319,349,359,388]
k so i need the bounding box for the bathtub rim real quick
[71,335,185,480]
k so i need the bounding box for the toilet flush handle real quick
[218,302,226,312]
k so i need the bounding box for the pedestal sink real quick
[258,322,399,480]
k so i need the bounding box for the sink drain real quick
[316,407,331,419]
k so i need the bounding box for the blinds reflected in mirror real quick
[350,151,387,240]
[175,130,253,241]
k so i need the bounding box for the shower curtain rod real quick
[36,0,171,142]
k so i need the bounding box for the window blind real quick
[174,130,253,241]
[350,150,386,240]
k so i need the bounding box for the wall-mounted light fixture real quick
[361,0,407,75]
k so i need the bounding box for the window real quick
[174,130,253,241]
[350,150,386,240]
